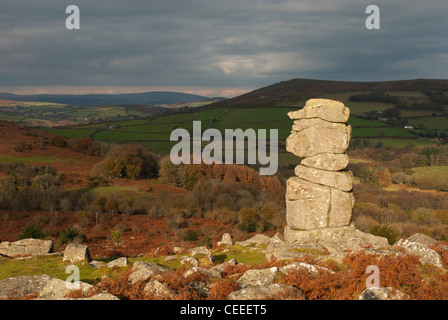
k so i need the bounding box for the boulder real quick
[235,234,272,247]
[294,165,353,192]
[211,258,237,276]
[181,256,199,267]
[358,287,407,300]
[0,274,51,299]
[188,246,215,263]
[286,121,351,158]
[0,239,53,258]
[227,283,302,300]
[237,267,278,288]
[406,233,438,247]
[183,266,221,280]
[395,239,443,268]
[288,99,350,123]
[217,233,233,246]
[63,243,90,264]
[144,279,176,299]
[301,153,349,171]
[128,260,168,284]
[107,257,128,268]
[279,262,334,275]
[37,277,92,299]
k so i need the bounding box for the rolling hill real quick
[0,91,216,106]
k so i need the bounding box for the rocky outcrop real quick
[395,238,443,268]
[285,99,355,234]
[0,239,53,258]
[0,274,51,299]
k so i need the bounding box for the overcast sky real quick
[1,0,447,97]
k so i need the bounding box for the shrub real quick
[17,223,45,240]
[59,225,85,244]
[370,224,398,245]
[49,135,67,148]
[96,144,160,179]
[181,229,199,241]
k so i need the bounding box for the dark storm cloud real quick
[0,0,447,95]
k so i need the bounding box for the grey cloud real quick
[0,0,447,93]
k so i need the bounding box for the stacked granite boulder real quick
[285,99,355,239]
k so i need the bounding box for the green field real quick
[408,166,448,178]
[43,128,95,139]
[406,116,448,131]
[352,127,417,138]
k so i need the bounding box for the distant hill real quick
[0,91,215,106]
[208,78,448,109]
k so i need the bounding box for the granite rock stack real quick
[285,99,355,238]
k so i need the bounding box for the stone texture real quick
[329,188,355,227]
[235,233,272,246]
[0,274,51,299]
[128,260,168,284]
[217,233,233,246]
[301,153,349,171]
[294,165,353,192]
[237,267,278,288]
[227,283,302,300]
[107,257,128,268]
[286,122,351,158]
[358,287,407,300]
[63,243,90,263]
[144,279,176,299]
[284,224,389,254]
[395,239,443,268]
[0,239,53,258]
[286,177,331,230]
[288,98,350,123]
[37,277,92,299]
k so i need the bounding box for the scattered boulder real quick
[279,262,334,275]
[144,279,176,299]
[0,274,51,299]
[227,283,302,300]
[395,238,443,268]
[211,258,237,276]
[37,277,92,300]
[236,234,272,247]
[237,267,278,288]
[217,233,233,246]
[358,287,407,300]
[128,260,168,284]
[0,239,53,258]
[107,257,128,268]
[181,256,199,267]
[183,267,221,280]
[63,243,90,264]
[188,246,215,264]
[89,260,107,268]
[406,233,438,247]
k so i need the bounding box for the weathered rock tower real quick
[284,98,356,241]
